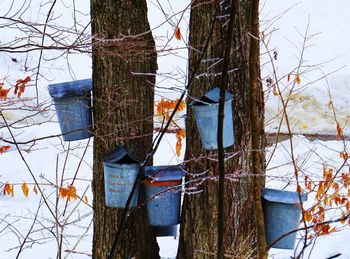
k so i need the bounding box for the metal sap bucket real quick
[153,225,178,237]
[189,87,234,150]
[262,188,307,249]
[144,165,185,235]
[103,147,140,208]
[48,79,93,141]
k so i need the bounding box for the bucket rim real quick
[48,79,92,99]
[144,179,182,186]
[144,164,186,181]
[189,87,234,106]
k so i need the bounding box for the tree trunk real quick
[91,1,159,258]
[178,1,266,258]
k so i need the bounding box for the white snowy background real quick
[0,0,350,258]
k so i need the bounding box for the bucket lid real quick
[189,87,233,106]
[103,146,140,164]
[263,188,307,204]
[144,165,186,182]
[48,79,92,98]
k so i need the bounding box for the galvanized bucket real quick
[144,165,185,231]
[103,147,140,208]
[48,79,93,141]
[189,87,234,150]
[262,188,307,249]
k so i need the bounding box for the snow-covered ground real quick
[261,0,350,136]
[1,0,350,258]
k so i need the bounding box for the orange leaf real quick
[324,196,329,206]
[323,167,333,180]
[0,146,11,154]
[287,74,291,82]
[304,210,313,222]
[84,195,88,204]
[304,176,313,191]
[175,27,182,40]
[334,196,340,206]
[14,76,31,98]
[342,173,350,188]
[295,74,301,85]
[336,123,342,140]
[21,182,29,197]
[332,182,340,191]
[0,88,10,100]
[3,183,12,196]
[175,129,185,157]
[272,84,278,96]
[60,187,68,198]
[346,201,350,212]
[341,212,346,224]
[176,140,182,157]
[33,184,38,195]
[340,152,349,160]
[320,224,330,235]
[316,182,324,201]
[176,129,185,139]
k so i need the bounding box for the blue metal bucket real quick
[103,147,140,208]
[48,79,93,141]
[262,188,307,249]
[190,87,234,150]
[144,165,185,229]
[153,225,178,237]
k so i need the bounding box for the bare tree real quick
[90,0,159,258]
[178,0,266,258]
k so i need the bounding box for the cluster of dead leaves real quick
[155,98,185,120]
[2,182,37,197]
[155,98,186,157]
[303,167,350,238]
[14,76,31,98]
[59,185,78,202]
[287,73,301,85]
[2,182,88,204]
[266,73,302,97]
[59,185,88,203]
[0,76,31,100]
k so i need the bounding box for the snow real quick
[261,0,350,135]
[1,0,350,258]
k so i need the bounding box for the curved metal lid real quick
[263,188,307,204]
[103,146,140,164]
[48,79,92,98]
[144,165,186,182]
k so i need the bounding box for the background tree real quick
[178,0,266,258]
[90,0,159,258]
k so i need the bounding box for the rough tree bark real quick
[91,0,159,258]
[178,0,266,258]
